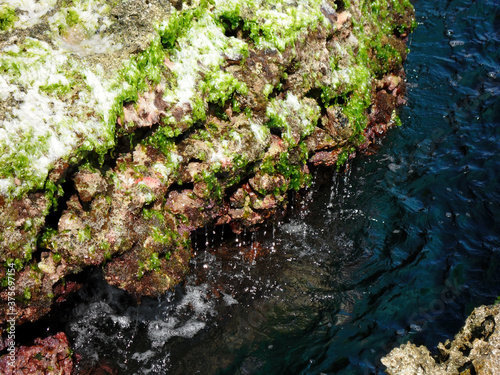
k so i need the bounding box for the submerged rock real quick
[0,0,415,331]
[382,304,500,375]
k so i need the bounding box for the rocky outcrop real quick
[382,304,500,374]
[0,0,415,331]
[0,332,73,374]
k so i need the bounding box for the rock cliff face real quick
[382,304,500,375]
[0,0,415,330]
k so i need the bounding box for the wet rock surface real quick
[382,304,500,375]
[0,332,73,374]
[0,0,415,335]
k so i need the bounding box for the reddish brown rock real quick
[0,332,73,375]
[0,0,415,331]
[249,173,286,195]
[119,86,168,132]
[309,149,343,166]
[323,106,353,142]
[74,170,107,203]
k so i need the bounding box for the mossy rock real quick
[0,0,415,327]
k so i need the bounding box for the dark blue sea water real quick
[55,0,500,373]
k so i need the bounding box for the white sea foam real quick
[147,284,216,347]
[223,293,238,306]
[148,317,206,348]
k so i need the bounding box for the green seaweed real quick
[151,226,178,246]
[148,253,161,271]
[201,70,248,107]
[65,9,80,28]
[259,142,311,193]
[0,6,17,31]
[38,227,58,249]
[77,225,92,242]
[53,253,62,263]
[215,0,325,51]
[159,8,196,51]
[200,170,224,201]
[23,288,32,301]
[336,147,355,170]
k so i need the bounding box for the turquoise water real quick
[51,0,500,373]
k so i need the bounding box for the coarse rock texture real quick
[382,304,500,375]
[0,332,73,374]
[0,0,415,332]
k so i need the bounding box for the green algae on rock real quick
[0,0,415,327]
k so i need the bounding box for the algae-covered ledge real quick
[0,0,415,327]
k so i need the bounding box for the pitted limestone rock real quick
[382,304,500,375]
